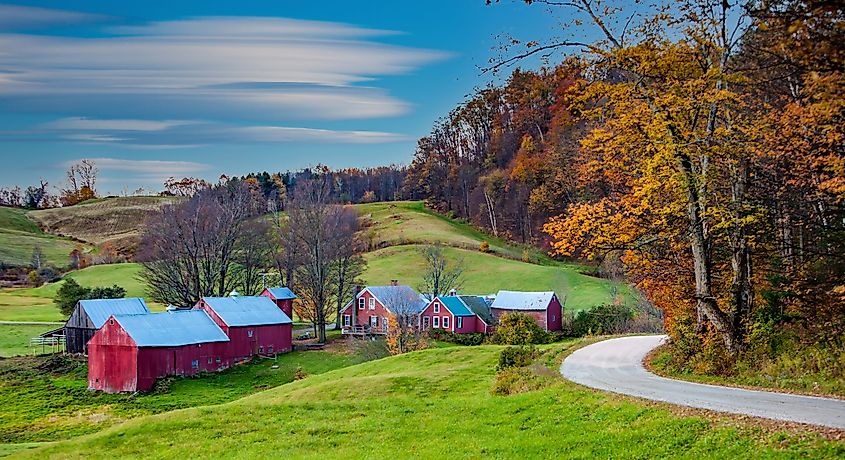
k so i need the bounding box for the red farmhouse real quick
[340,283,427,335]
[489,291,563,331]
[260,287,297,319]
[88,310,231,393]
[419,295,493,334]
[196,295,293,361]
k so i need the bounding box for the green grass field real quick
[0,350,355,449]
[0,207,91,268]
[0,324,60,357]
[16,344,843,459]
[364,245,632,310]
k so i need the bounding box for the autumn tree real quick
[381,288,428,355]
[61,159,98,206]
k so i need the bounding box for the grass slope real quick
[0,207,90,268]
[364,245,632,310]
[23,345,844,459]
[0,324,59,357]
[28,196,178,255]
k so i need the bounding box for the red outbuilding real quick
[88,310,231,393]
[196,295,293,361]
[259,287,297,319]
[339,283,427,335]
[489,290,563,331]
[420,296,479,333]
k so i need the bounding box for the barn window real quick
[248,330,254,338]
[343,314,351,326]
[216,357,221,364]
[432,316,440,328]
[207,357,213,364]
[358,298,365,310]
[552,315,556,322]
[442,316,450,329]
[259,346,264,354]
[268,346,274,353]
[109,319,114,325]
[191,360,199,369]
[369,298,375,310]
[456,317,463,329]
[433,303,440,313]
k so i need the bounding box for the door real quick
[369,315,378,329]
[422,316,430,330]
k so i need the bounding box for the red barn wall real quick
[452,315,476,334]
[135,342,233,392]
[345,290,391,332]
[226,324,292,361]
[260,291,294,318]
[491,308,550,330]
[88,320,138,393]
[546,296,563,332]
[474,316,491,334]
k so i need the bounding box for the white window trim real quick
[456,317,463,329]
[369,298,375,310]
[343,314,351,326]
[432,316,440,328]
[433,302,440,313]
[422,316,430,329]
[442,316,450,329]
[358,298,365,310]
[369,315,378,327]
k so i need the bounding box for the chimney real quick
[448,288,457,296]
[229,290,240,297]
[390,279,399,286]
[353,284,363,297]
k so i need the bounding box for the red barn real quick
[88,310,231,393]
[419,295,496,334]
[196,295,293,361]
[490,291,563,331]
[339,283,427,335]
[260,287,297,319]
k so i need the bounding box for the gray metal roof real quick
[78,298,150,328]
[264,287,297,300]
[201,296,292,327]
[490,290,556,311]
[459,295,496,324]
[366,285,428,314]
[112,310,229,347]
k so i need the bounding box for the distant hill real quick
[28,196,180,257]
[0,206,90,268]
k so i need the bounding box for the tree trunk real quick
[729,158,753,348]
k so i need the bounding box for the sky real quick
[0,0,570,194]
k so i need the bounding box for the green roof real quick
[437,296,475,316]
[459,295,495,324]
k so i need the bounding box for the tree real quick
[163,177,212,197]
[381,287,428,355]
[234,220,273,296]
[53,278,125,317]
[61,159,98,206]
[418,245,465,299]
[331,209,367,328]
[493,312,548,345]
[30,246,44,270]
[24,180,50,209]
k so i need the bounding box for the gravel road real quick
[561,335,845,429]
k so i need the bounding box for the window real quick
[433,302,440,313]
[191,360,199,370]
[552,315,556,322]
[216,357,221,364]
[382,317,388,331]
[207,357,213,364]
[422,316,430,329]
[268,346,274,353]
[248,330,254,338]
[432,316,440,328]
[358,298,365,310]
[456,317,463,329]
[369,298,375,310]
[442,316,450,329]
[343,314,351,326]
[109,318,114,325]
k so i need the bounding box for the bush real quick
[27,270,41,286]
[427,328,485,346]
[54,278,127,317]
[572,304,634,336]
[293,366,308,380]
[479,241,491,253]
[492,312,550,345]
[491,367,551,396]
[498,345,537,370]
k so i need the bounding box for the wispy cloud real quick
[0,4,108,31]
[43,117,192,132]
[0,13,448,120]
[64,157,210,175]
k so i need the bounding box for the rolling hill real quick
[17,344,842,458]
[0,207,91,268]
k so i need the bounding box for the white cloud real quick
[66,157,210,175]
[0,4,108,30]
[44,117,191,131]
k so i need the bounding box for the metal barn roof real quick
[264,287,297,300]
[366,285,428,314]
[201,296,292,327]
[490,291,556,311]
[436,296,475,316]
[459,295,496,324]
[112,310,229,347]
[79,298,151,328]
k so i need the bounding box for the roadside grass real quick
[0,207,91,268]
[0,324,60,357]
[0,350,355,449]
[364,245,634,310]
[22,345,845,459]
[0,263,148,322]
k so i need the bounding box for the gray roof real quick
[264,287,297,300]
[202,296,292,327]
[490,291,557,311]
[459,295,495,324]
[366,285,428,314]
[78,298,150,328]
[112,310,229,347]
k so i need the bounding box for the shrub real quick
[427,328,485,346]
[293,366,308,380]
[492,312,549,345]
[572,304,634,336]
[54,279,127,317]
[491,367,552,396]
[479,241,491,253]
[27,270,41,286]
[498,345,537,370]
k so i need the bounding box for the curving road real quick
[561,335,845,429]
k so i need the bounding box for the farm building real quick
[196,295,293,361]
[65,298,150,354]
[420,295,495,334]
[260,287,297,318]
[490,291,563,331]
[88,310,231,393]
[340,282,428,335]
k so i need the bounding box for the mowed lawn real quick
[0,350,355,450]
[0,207,91,268]
[0,263,148,323]
[21,345,844,459]
[364,245,633,310]
[0,324,60,357]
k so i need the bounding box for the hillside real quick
[0,207,91,268]
[19,345,843,458]
[28,196,179,256]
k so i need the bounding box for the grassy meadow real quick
[0,207,90,268]
[0,324,60,357]
[15,343,844,459]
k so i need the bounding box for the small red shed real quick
[259,287,297,319]
[196,295,293,361]
[489,291,563,331]
[88,310,231,393]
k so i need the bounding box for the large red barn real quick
[196,295,293,361]
[88,310,231,393]
[489,291,563,331]
[259,287,297,319]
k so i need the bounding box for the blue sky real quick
[0,0,570,194]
